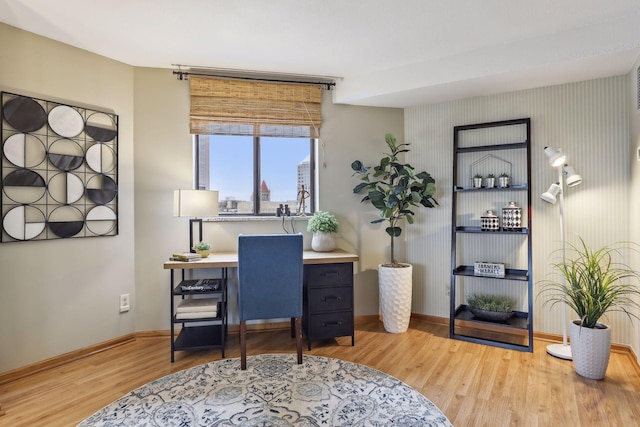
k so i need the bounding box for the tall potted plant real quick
[351,133,438,333]
[539,238,640,379]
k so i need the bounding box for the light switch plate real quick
[637,146,640,161]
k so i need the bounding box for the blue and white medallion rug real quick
[79,354,452,426]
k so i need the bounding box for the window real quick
[196,135,315,216]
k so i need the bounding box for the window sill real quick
[206,216,310,223]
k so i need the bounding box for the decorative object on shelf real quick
[192,241,211,258]
[467,294,514,322]
[473,261,505,278]
[297,184,311,216]
[539,238,640,379]
[497,172,510,188]
[173,189,218,253]
[351,133,438,333]
[1,92,118,242]
[502,201,522,230]
[472,174,483,188]
[539,146,583,360]
[307,210,338,252]
[480,210,500,231]
[484,174,496,188]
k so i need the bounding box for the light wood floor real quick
[1,318,639,426]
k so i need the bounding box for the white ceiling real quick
[2,0,640,108]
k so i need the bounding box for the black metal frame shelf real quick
[450,117,533,353]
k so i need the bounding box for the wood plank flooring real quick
[1,318,639,426]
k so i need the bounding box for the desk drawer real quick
[307,312,353,339]
[306,263,352,287]
[307,287,352,313]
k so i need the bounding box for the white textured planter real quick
[311,232,335,252]
[378,263,412,333]
[570,320,611,380]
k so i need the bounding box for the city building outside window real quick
[195,135,315,216]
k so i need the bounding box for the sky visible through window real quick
[208,135,309,202]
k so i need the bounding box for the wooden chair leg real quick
[295,317,303,365]
[240,321,247,370]
[290,317,295,338]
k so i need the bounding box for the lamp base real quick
[546,343,572,360]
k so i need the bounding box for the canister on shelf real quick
[481,210,500,231]
[502,201,522,231]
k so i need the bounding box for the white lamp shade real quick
[564,165,582,187]
[174,190,219,218]
[540,183,561,204]
[544,147,567,168]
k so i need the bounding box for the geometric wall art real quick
[1,92,118,242]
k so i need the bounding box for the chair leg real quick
[240,321,247,370]
[290,317,295,338]
[295,317,303,365]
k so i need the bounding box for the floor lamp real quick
[540,147,582,360]
[173,189,219,252]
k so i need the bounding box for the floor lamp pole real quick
[546,167,572,360]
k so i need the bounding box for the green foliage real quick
[539,238,640,329]
[350,133,438,265]
[307,211,339,233]
[486,173,496,178]
[192,241,211,251]
[473,173,483,178]
[467,294,513,313]
[499,172,509,177]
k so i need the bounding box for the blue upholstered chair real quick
[237,233,304,370]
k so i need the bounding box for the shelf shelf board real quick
[453,265,529,281]
[455,141,528,153]
[173,312,223,323]
[454,305,529,330]
[173,278,223,295]
[454,184,528,192]
[454,226,528,235]
[174,325,224,350]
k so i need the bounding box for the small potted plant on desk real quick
[539,238,640,379]
[193,241,211,258]
[351,133,438,333]
[307,211,339,252]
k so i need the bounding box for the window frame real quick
[194,134,316,216]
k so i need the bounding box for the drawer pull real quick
[322,321,343,327]
[322,271,340,278]
[322,296,342,302]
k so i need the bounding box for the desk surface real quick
[164,249,359,270]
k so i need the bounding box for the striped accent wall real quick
[404,76,632,344]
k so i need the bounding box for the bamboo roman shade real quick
[190,76,323,138]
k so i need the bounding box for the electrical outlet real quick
[119,294,130,313]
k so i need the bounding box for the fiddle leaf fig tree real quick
[351,134,438,267]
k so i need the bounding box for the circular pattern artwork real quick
[1,92,118,242]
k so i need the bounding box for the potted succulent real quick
[497,172,509,188]
[351,133,438,333]
[307,210,339,252]
[467,294,514,322]
[484,173,496,189]
[472,173,483,188]
[192,241,211,258]
[539,238,640,379]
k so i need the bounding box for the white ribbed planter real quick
[311,232,335,252]
[378,263,412,333]
[570,320,611,380]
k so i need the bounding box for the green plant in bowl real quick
[467,294,514,322]
[192,241,211,257]
[307,211,339,233]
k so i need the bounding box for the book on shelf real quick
[170,252,202,261]
[179,279,221,291]
[175,310,218,320]
[169,256,201,262]
[177,297,220,313]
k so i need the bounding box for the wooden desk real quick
[164,250,359,360]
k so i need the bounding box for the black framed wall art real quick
[1,92,118,242]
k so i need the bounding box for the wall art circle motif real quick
[2,169,47,204]
[48,105,84,138]
[2,95,47,132]
[48,205,85,238]
[47,138,85,171]
[3,133,47,168]
[47,172,85,204]
[2,205,46,240]
[86,206,117,236]
[85,112,117,142]
[86,174,117,205]
[86,143,116,173]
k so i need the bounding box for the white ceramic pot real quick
[311,232,335,252]
[378,263,412,333]
[570,320,611,380]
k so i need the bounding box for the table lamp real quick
[173,189,218,252]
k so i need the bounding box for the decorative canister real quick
[481,210,500,231]
[502,201,522,231]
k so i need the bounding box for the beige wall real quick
[629,56,640,361]
[0,23,136,372]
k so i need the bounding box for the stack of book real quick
[170,252,202,262]
[175,297,220,319]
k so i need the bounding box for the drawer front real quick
[305,263,353,287]
[307,287,352,313]
[307,312,353,339]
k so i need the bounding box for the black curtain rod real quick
[173,70,336,90]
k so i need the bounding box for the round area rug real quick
[79,354,452,426]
